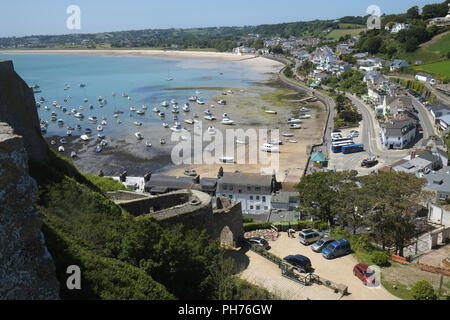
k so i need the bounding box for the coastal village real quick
[1,1,450,302]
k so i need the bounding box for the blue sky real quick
[0,0,441,37]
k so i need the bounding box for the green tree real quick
[406,6,420,20]
[359,171,427,255]
[296,171,358,226]
[411,280,437,300]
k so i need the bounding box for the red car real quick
[353,264,376,286]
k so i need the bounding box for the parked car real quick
[299,230,322,245]
[283,255,312,273]
[361,156,378,168]
[311,237,335,253]
[184,169,198,176]
[353,263,376,286]
[322,239,351,259]
[350,130,359,138]
[247,237,270,250]
[417,124,423,133]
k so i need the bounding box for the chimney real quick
[144,170,152,183]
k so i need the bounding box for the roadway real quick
[346,94,409,163]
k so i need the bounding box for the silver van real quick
[298,230,321,245]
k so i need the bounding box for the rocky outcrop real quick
[0,60,49,163]
[0,122,59,299]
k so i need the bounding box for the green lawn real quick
[427,32,450,56]
[326,28,365,39]
[413,60,450,79]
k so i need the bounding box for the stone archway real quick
[220,226,234,247]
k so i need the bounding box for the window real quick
[255,187,261,191]
[229,185,233,191]
[250,195,253,200]
[238,189,242,194]
[247,186,251,191]
[250,205,254,210]
[256,206,261,211]
[264,206,269,211]
[223,185,228,190]
[256,196,260,201]
[262,196,266,202]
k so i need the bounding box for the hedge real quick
[244,220,327,232]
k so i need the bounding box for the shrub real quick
[370,251,391,267]
[411,281,437,300]
[242,217,254,223]
[243,222,273,232]
[354,234,373,251]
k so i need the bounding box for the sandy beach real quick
[2,49,284,73]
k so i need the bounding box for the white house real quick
[216,172,277,215]
[391,23,410,33]
[375,96,390,115]
[380,118,417,149]
[415,73,435,84]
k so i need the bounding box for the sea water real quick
[1,53,267,139]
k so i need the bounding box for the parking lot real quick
[327,125,385,174]
[237,233,399,300]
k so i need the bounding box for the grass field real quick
[424,32,450,55]
[326,28,365,39]
[397,32,450,66]
[413,60,450,79]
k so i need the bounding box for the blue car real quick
[322,239,351,259]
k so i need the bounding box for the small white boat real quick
[265,110,277,114]
[188,96,197,102]
[58,146,65,153]
[171,108,179,114]
[197,99,206,105]
[160,101,169,107]
[84,98,88,103]
[288,140,298,143]
[160,138,166,145]
[153,107,160,113]
[269,139,283,145]
[135,132,144,140]
[36,102,41,108]
[162,122,169,128]
[299,114,312,119]
[145,141,152,147]
[71,151,77,158]
[183,104,190,112]
[141,105,148,110]
[207,126,216,135]
[221,118,234,125]
[204,109,211,115]
[185,119,195,125]
[218,100,226,105]
[300,107,311,112]
[170,99,177,105]
[218,156,235,164]
[97,125,103,131]
[289,124,301,129]
[204,114,216,121]
[122,92,128,98]
[44,106,50,110]
[117,119,122,124]
[136,110,145,115]
[130,107,136,112]
[74,112,84,118]
[67,130,72,136]
[170,123,182,132]
[134,122,143,127]
[261,143,279,153]
[159,112,165,118]
[287,118,302,124]
[101,120,107,126]
[57,119,64,125]
[193,113,199,118]
[282,133,294,137]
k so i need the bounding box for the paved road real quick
[346,94,409,162]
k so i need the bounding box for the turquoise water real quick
[1,53,266,137]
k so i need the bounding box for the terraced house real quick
[216,172,278,215]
